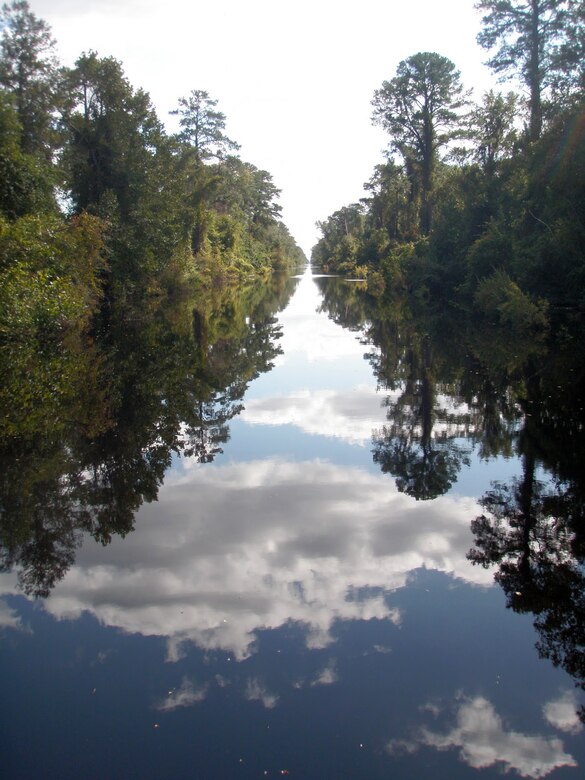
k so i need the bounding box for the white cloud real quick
[242,386,387,445]
[0,598,28,633]
[245,678,279,709]
[543,691,583,735]
[419,701,441,718]
[310,661,338,687]
[389,695,578,778]
[23,458,490,661]
[155,677,208,711]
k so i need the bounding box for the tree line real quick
[0,0,304,345]
[312,0,585,327]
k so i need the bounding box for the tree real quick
[0,90,54,216]
[63,52,163,216]
[471,90,518,176]
[61,52,193,285]
[475,0,581,141]
[468,472,585,720]
[0,0,62,158]
[212,157,282,226]
[171,89,240,163]
[372,52,469,234]
[247,165,282,225]
[558,0,585,97]
[362,159,413,240]
[312,204,365,272]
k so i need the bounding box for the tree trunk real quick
[421,110,434,234]
[529,0,543,141]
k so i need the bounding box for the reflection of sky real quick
[27,457,489,661]
[242,385,388,445]
[389,694,579,778]
[248,271,376,398]
[543,692,584,736]
[0,269,525,658]
[276,273,369,365]
[0,599,26,632]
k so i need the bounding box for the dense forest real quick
[312,0,585,328]
[0,0,305,340]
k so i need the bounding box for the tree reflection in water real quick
[0,272,298,597]
[316,272,585,707]
[371,333,471,501]
[468,368,585,722]
[469,473,585,722]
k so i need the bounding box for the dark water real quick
[1,268,584,779]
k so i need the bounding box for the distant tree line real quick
[312,0,585,326]
[0,0,304,345]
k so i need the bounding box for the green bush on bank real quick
[0,213,107,340]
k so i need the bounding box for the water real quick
[1,268,583,779]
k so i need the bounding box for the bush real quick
[474,269,549,331]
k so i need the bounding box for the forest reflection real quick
[315,273,585,714]
[0,272,299,597]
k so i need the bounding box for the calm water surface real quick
[1,268,583,779]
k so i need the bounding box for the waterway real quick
[1,267,583,779]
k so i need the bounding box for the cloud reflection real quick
[242,386,390,445]
[28,458,490,660]
[155,677,208,711]
[245,678,279,709]
[243,387,474,446]
[388,695,577,778]
[274,272,368,364]
[0,598,28,633]
[310,661,338,687]
[542,691,583,735]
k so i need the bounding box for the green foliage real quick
[0,212,106,335]
[0,264,81,339]
[515,102,585,308]
[0,212,108,443]
[363,160,415,241]
[317,30,583,321]
[474,269,549,331]
[312,203,366,273]
[465,221,515,284]
[471,90,518,174]
[63,53,165,216]
[366,269,386,297]
[0,0,63,158]
[0,90,55,217]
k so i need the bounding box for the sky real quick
[29,0,500,257]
